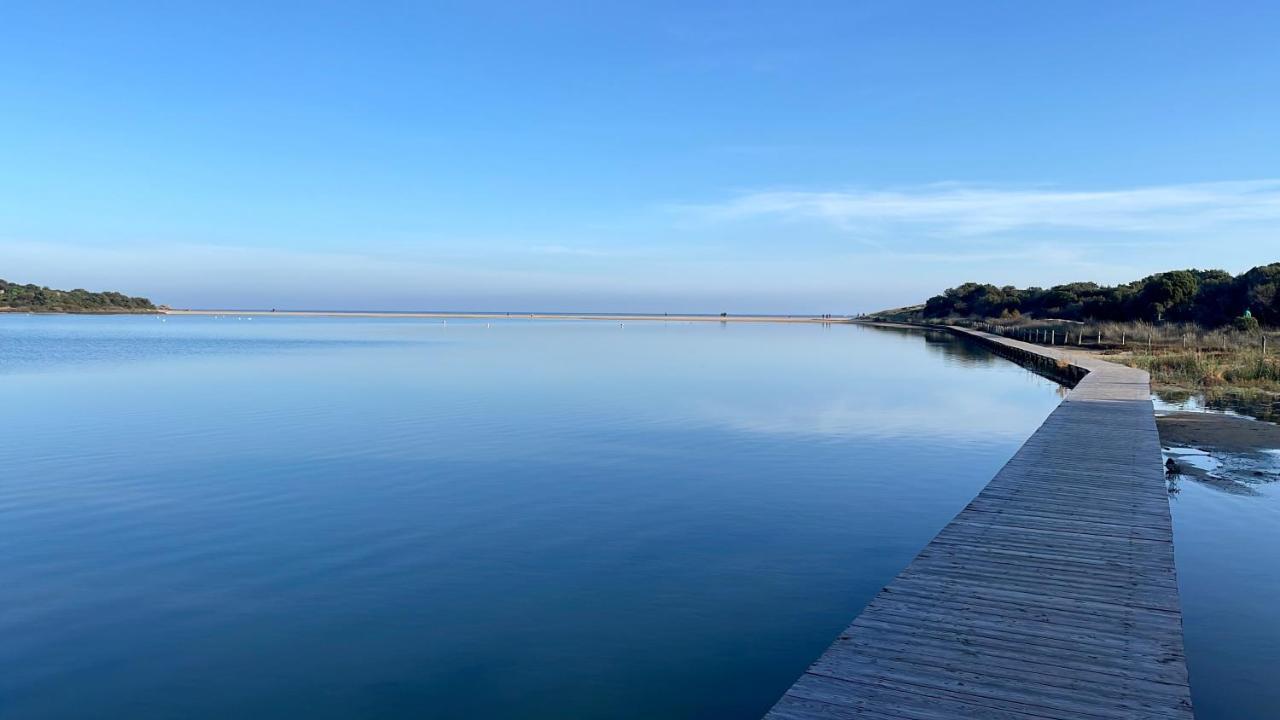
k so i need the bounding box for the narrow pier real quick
[765,327,1193,719]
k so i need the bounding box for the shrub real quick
[1234,315,1261,333]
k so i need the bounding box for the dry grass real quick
[1121,350,1280,391]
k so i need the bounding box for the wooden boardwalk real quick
[764,327,1193,720]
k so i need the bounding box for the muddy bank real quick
[1157,411,1280,454]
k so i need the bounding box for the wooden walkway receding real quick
[764,327,1194,720]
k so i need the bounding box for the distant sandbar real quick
[163,309,851,324]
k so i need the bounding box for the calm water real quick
[0,316,1257,719]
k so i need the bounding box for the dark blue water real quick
[0,316,1071,718]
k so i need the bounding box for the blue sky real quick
[2,1,1278,312]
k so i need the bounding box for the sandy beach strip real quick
[163,309,850,324]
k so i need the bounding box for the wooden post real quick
[1097,331,1101,345]
[1121,331,1126,346]
[1051,329,1056,345]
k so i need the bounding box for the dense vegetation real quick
[921,263,1280,328]
[0,278,156,313]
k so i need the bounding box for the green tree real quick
[1134,271,1199,321]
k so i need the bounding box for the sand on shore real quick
[163,309,850,324]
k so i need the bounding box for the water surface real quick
[0,316,1070,718]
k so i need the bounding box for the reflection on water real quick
[1155,387,1280,423]
[860,324,1003,367]
[920,329,1004,365]
[866,325,1074,397]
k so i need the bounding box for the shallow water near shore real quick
[0,315,1268,718]
[1155,386,1280,423]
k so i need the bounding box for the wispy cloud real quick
[685,180,1280,236]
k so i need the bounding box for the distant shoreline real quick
[163,309,852,324]
[0,308,161,315]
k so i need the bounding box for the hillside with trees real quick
[0,278,157,313]
[917,263,1280,328]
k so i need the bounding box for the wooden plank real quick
[879,582,1187,634]
[810,652,1192,717]
[761,326,1194,719]
[852,605,1185,657]
[834,617,1189,685]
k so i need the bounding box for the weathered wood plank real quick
[761,326,1194,719]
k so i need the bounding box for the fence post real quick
[1051,329,1056,345]
[1097,331,1101,345]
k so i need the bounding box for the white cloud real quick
[686,179,1280,236]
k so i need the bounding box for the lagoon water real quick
[0,315,1263,719]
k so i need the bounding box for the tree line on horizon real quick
[0,278,156,312]
[921,262,1280,329]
